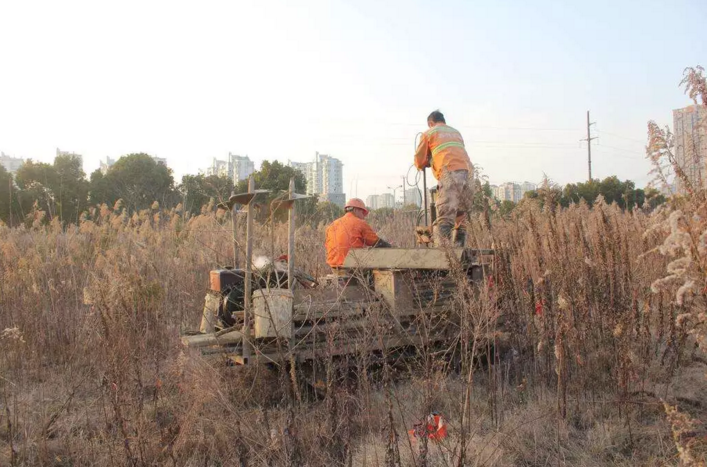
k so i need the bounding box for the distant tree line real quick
[487,176,666,217]
[0,152,667,228]
[0,153,345,228]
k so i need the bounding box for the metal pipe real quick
[242,175,255,364]
[287,178,296,353]
[287,178,295,291]
[423,168,429,226]
[231,195,239,268]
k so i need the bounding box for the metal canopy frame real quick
[270,191,311,211]
[216,190,271,211]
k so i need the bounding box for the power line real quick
[594,147,646,161]
[596,144,646,157]
[596,130,647,145]
[381,123,581,131]
[378,141,584,148]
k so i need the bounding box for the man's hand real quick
[414,133,431,170]
[374,239,392,248]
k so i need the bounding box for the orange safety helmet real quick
[345,198,369,215]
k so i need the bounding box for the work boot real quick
[453,228,467,248]
[433,222,454,247]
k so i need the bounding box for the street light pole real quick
[387,185,402,209]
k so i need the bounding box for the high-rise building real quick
[206,158,229,177]
[403,188,422,207]
[321,193,346,207]
[318,153,343,195]
[0,153,24,174]
[229,153,255,183]
[152,156,167,166]
[493,181,535,202]
[364,193,395,210]
[288,152,345,207]
[376,193,395,209]
[288,160,316,193]
[288,160,309,175]
[100,156,116,174]
[520,181,537,196]
[205,154,255,184]
[494,182,515,202]
[513,184,523,202]
[673,104,707,194]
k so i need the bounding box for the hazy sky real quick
[1,0,705,200]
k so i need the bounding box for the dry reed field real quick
[0,189,705,466]
[0,71,705,467]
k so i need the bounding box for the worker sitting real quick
[414,110,473,247]
[325,198,392,268]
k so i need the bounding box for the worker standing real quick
[325,198,392,268]
[414,110,473,247]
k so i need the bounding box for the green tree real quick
[0,165,19,225]
[498,199,516,218]
[558,176,647,210]
[310,200,344,226]
[562,179,600,206]
[14,155,89,224]
[88,169,113,207]
[235,160,306,194]
[644,187,666,210]
[15,159,59,219]
[178,174,234,215]
[90,153,176,212]
[52,154,89,223]
[235,160,316,223]
[472,181,493,211]
[598,176,627,206]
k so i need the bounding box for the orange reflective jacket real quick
[325,212,381,267]
[414,123,472,180]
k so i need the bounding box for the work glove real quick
[374,239,392,248]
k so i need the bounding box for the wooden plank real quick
[342,248,493,270]
[293,300,373,321]
[342,248,465,269]
[242,176,255,362]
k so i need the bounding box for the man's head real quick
[427,110,446,128]
[344,198,369,219]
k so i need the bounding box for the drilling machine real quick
[181,174,493,367]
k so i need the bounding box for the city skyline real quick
[0,144,690,206]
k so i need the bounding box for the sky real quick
[0,0,706,201]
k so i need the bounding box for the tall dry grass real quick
[0,185,704,465]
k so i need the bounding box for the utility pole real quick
[402,176,406,207]
[581,110,598,182]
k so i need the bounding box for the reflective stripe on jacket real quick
[414,123,472,180]
[325,212,381,267]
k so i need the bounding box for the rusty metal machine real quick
[181,176,493,366]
